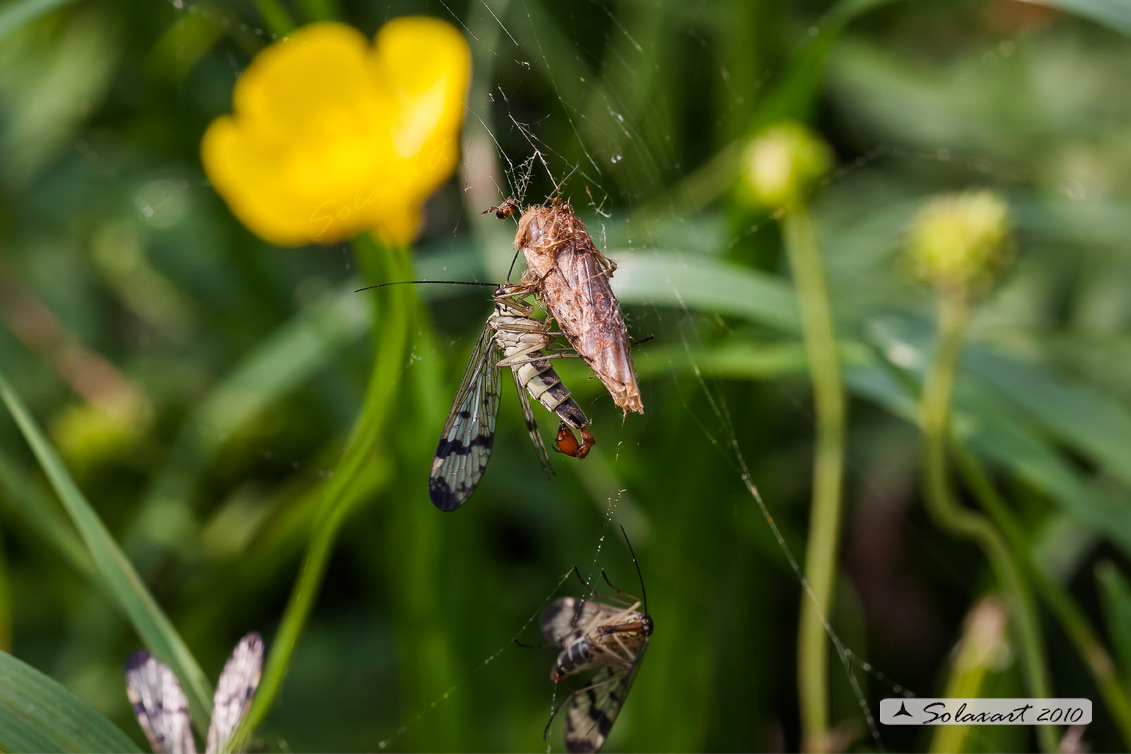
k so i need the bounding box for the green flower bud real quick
[906,190,1013,300]
[740,121,833,209]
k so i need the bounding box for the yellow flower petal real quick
[201,18,470,246]
[202,115,317,246]
[234,23,374,146]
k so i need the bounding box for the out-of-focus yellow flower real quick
[202,18,470,246]
[740,121,833,209]
[906,190,1013,301]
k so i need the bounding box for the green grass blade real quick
[1096,561,1131,690]
[0,445,100,586]
[0,648,141,752]
[614,251,800,331]
[866,315,1131,495]
[849,356,1131,558]
[0,369,213,724]
[963,351,1131,490]
[616,252,1131,558]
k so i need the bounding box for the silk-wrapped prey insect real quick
[516,529,652,752]
[124,632,264,754]
[428,283,596,511]
[485,198,643,415]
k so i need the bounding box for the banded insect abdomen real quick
[491,311,588,432]
[489,304,595,459]
[551,639,593,682]
[512,356,587,430]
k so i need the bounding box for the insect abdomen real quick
[511,355,587,430]
[551,639,592,681]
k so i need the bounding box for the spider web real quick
[450,5,901,750]
[426,3,1039,751]
[154,0,1050,751]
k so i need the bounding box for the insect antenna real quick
[504,248,524,286]
[621,525,648,616]
[354,280,498,293]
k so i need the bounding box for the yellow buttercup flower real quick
[202,18,470,246]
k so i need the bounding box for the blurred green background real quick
[3,0,1131,751]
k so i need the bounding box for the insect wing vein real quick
[429,322,501,510]
[205,632,264,754]
[541,597,627,646]
[563,652,646,754]
[124,651,197,754]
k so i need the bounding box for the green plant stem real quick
[237,238,414,747]
[921,297,1057,754]
[250,0,294,37]
[953,444,1131,748]
[784,207,846,753]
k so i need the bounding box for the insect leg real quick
[492,283,540,313]
[495,339,553,368]
[570,564,595,596]
[498,350,585,368]
[512,636,559,650]
[599,569,635,600]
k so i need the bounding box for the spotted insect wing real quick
[537,575,652,752]
[124,632,263,754]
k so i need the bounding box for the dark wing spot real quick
[569,597,590,627]
[540,598,569,641]
[563,688,615,753]
[565,736,598,753]
[585,687,615,737]
[429,476,464,512]
[124,650,151,673]
[434,433,494,459]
